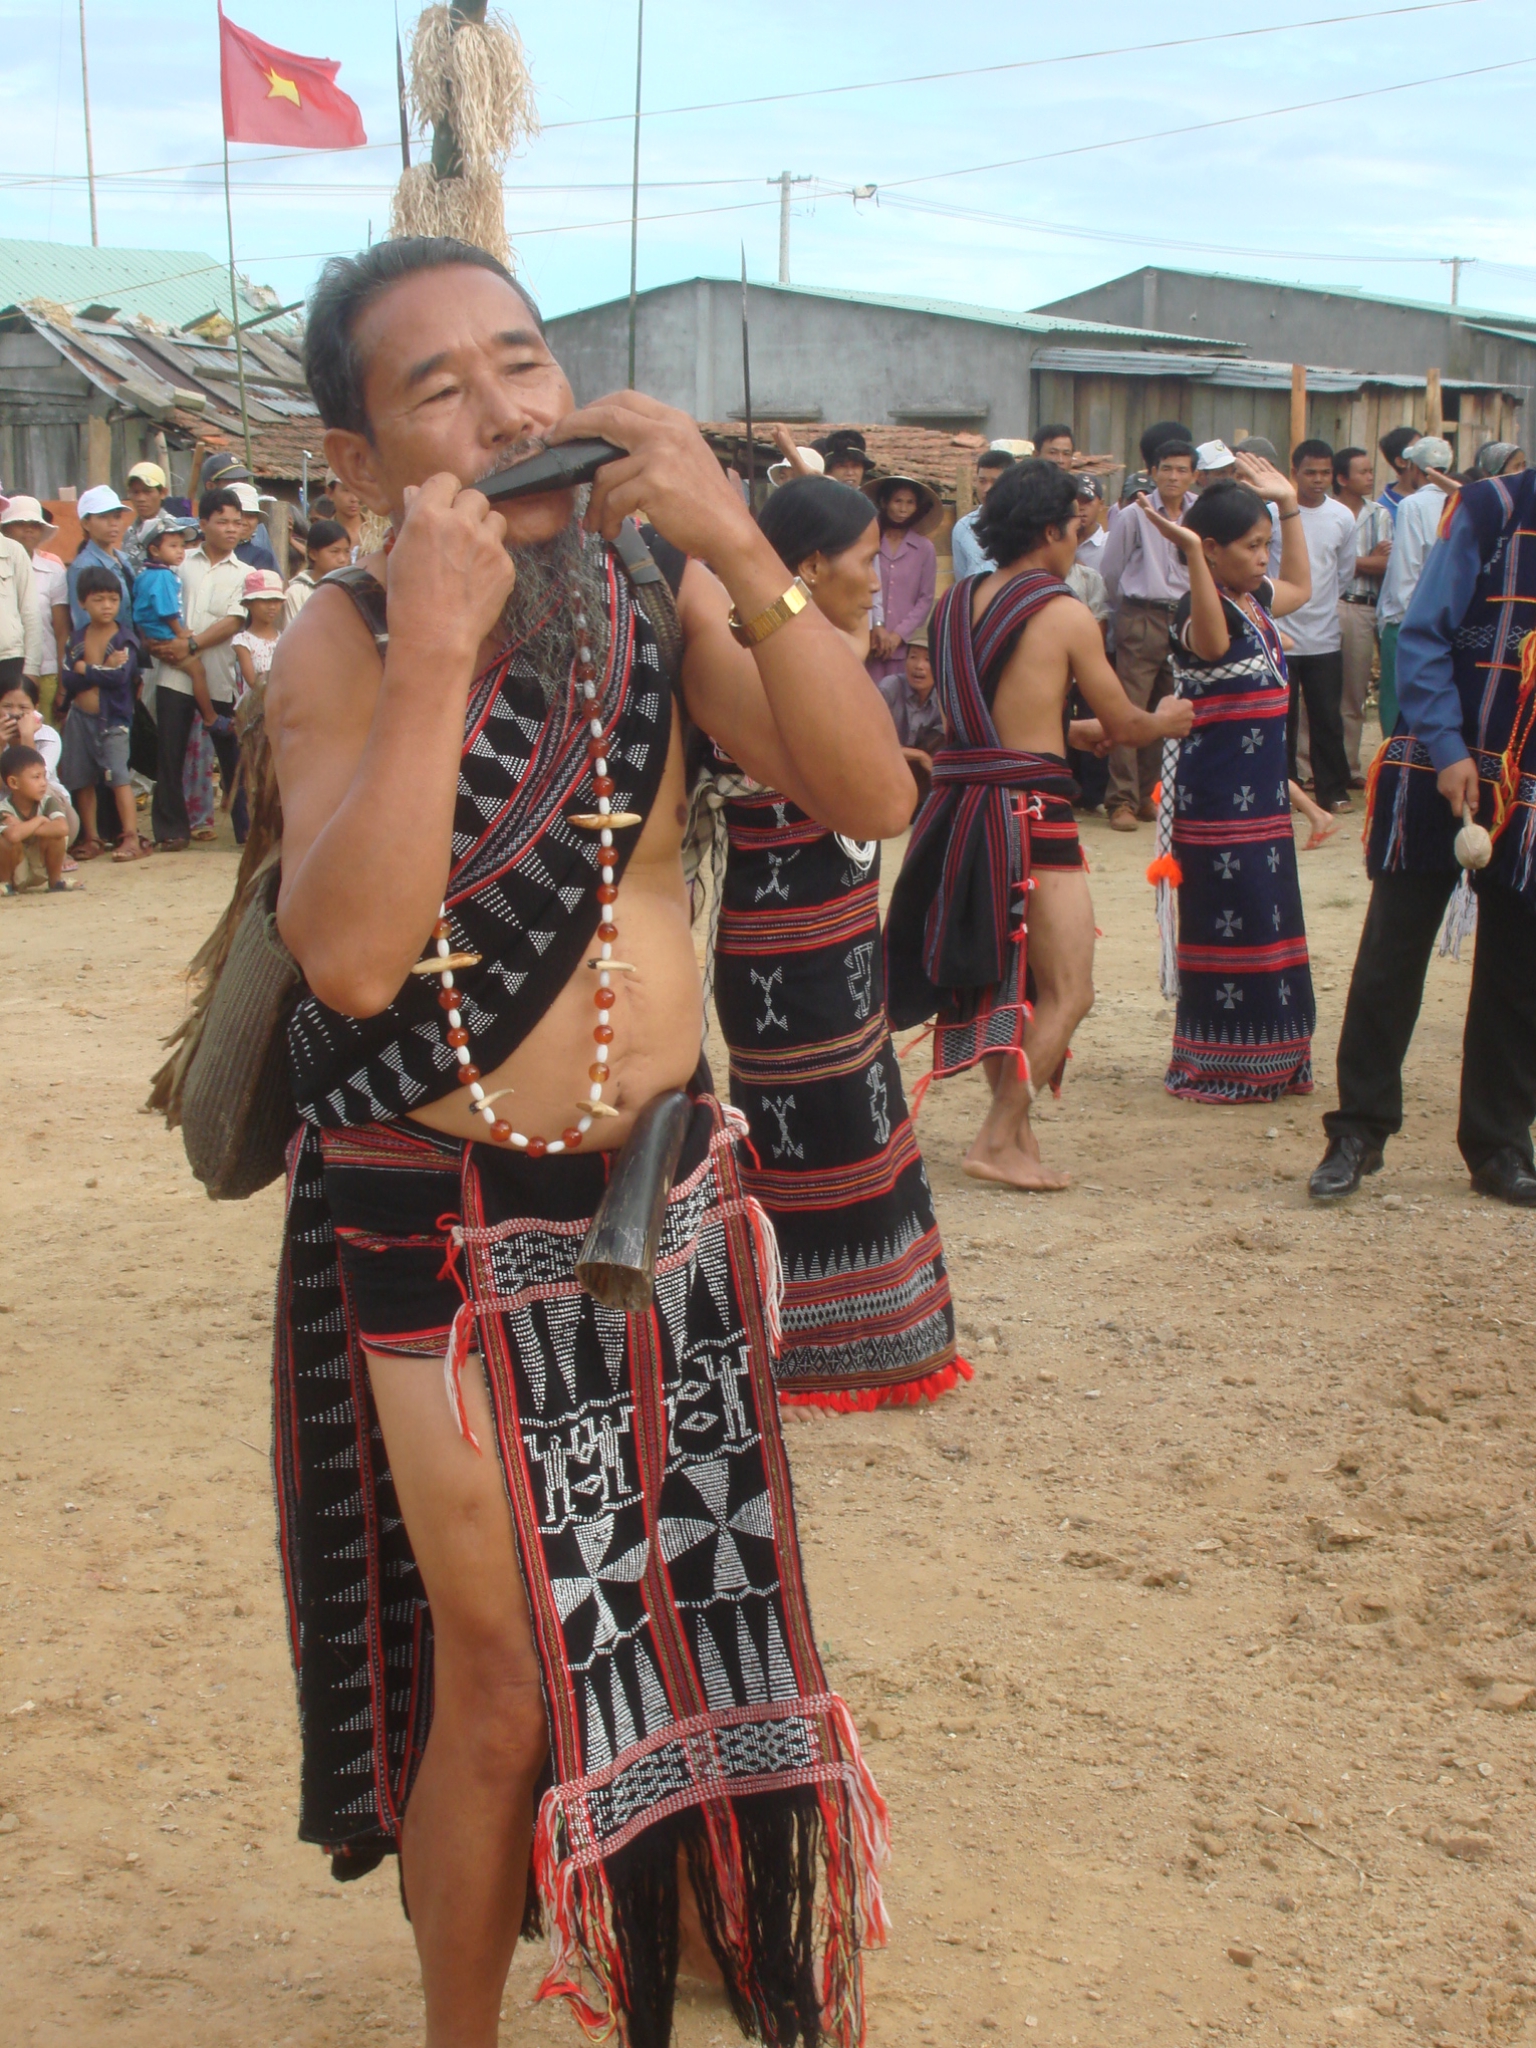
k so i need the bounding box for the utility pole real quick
[77,0,99,246]
[1444,256,1474,307]
[769,171,812,286]
[626,0,644,387]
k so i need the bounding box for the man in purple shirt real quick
[865,474,938,690]
[1099,440,1198,829]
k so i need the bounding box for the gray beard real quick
[496,514,610,708]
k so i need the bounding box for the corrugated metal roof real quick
[554,275,1244,353]
[1035,264,1536,336]
[1031,347,1518,394]
[0,236,269,331]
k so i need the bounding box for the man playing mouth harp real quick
[267,236,912,2048]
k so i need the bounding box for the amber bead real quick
[594,987,616,1009]
[446,1026,470,1048]
[588,1062,610,1083]
[455,1064,480,1086]
[437,988,460,1011]
[592,774,615,798]
[575,662,598,683]
[587,736,606,758]
[526,1136,547,1159]
[490,1120,512,1144]
[596,882,618,904]
[597,921,618,943]
[593,1022,614,1044]
[434,920,451,939]
[562,1128,583,1151]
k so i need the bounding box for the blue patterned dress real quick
[1162,581,1315,1103]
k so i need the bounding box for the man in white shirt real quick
[1100,438,1198,828]
[0,497,61,710]
[950,448,1015,579]
[1376,435,1457,738]
[150,486,249,849]
[1286,439,1359,812]
[1331,446,1394,782]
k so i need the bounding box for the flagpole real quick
[221,124,255,474]
[77,0,99,246]
[625,0,644,388]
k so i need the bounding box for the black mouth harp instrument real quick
[477,438,627,503]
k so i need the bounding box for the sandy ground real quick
[4,780,1536,2048]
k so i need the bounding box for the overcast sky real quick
[3,0,1534,333]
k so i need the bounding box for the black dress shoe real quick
[1470,1151,1536,1207]
[1308,1132,1384,1201]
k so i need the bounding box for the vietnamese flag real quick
[219,6,367,148]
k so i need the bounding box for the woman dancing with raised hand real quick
[706,475,965,1410]
[1141,453,1338,1105]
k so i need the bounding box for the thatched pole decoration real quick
[390,2,539,265]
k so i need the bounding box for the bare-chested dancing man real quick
[265,237,912,2048]
[886,457,1193,1189]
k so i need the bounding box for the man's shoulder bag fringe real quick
[146,534,683,1202]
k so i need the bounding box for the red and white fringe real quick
[780,1354,975,1413]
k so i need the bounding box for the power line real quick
[879,53,1536,191]
[881,194,1536,279]
[536,0,1483,132]
[2,0,1481,191]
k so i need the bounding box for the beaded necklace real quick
[412,589,638,1155]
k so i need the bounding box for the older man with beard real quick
[266,237,910,2048]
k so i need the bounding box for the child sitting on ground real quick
[232,569,285,692]
[60,565,144,862]
[0,743,75,893]
[131,515,216,724]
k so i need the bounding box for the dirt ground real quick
[4,781,1536,2048]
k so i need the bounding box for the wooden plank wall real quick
[1038,369,1525,494]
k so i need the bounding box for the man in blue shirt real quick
[1311,468,1536,1207]
[950,449,1014,579]
[66,484,133,628]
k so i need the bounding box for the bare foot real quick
[962,1142,1071,1191]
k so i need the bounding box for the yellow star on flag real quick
[265,65,301,107]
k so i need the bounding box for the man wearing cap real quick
[67,485,133,629]
[152,487,251,845]
[1376,435,1456,737]
[951,449,1015,580]
[1099,438,1198,829]
[812,429,875,490]
[865,473,939,690]
[0,501,47,693]
[122,461,169,575]
[0,497,65,711]
[229,481,280,571]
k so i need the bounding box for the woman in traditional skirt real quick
[1141,459,1339,1104]
[707,475,965,1409]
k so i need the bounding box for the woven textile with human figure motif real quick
[275,546,888,2048]
[709,774,964,1411]
[1158,578,1316,1102]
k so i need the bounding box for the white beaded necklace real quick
[413,593,636,1155]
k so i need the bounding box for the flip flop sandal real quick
[190,826,218,842]
[48,876,84,892]
[72,839,105,860]
[111,838,147,862]
[152,838,189,853]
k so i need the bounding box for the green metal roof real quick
[0,237,268,331]
[1037,263,1536,335]
[551,274,1239,352]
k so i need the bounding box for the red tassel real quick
[1145,852,1183,887]
[907,1066,934,1114]
[1151,779,1163,805]
[779,1354,976,1413]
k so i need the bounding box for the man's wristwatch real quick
[187,635,200,654]
[728,577,812,649]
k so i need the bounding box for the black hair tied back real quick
[756,475,877,574]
